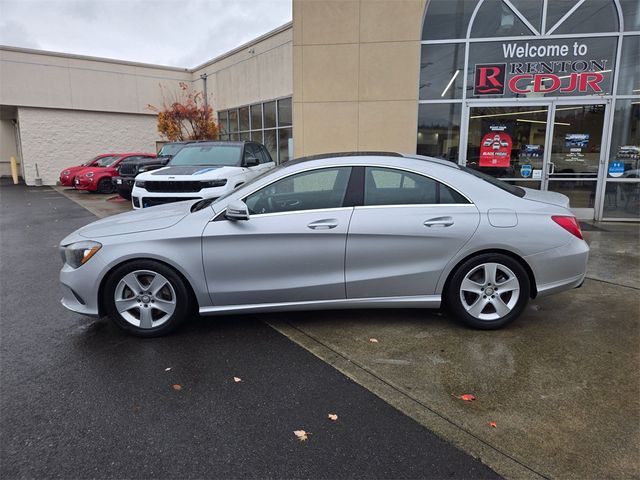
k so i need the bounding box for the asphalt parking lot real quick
[1,181,498,479]
[3,182,639,479]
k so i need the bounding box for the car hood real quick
[522,187,570,209]
[139,165,239,180]
[74,201,193,239]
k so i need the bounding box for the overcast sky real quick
[0,0,292,68]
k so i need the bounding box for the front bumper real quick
[113,176,134,198]
[74,176,96,191]
[59,257,106,317]
[131,185,227,209]
[60,175,74,187]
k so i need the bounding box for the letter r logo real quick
[474,64,506,95]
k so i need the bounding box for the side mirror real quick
[225,200,250,221]
[244,156,259,167]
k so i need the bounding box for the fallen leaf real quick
[165,367,171,372]
[451,393,476,402]
[172,384,182,391]
[328,414,338,421]
[233,377,242,383]
[488,421,497,428]
[293,430,311,441]
[132,405,141,412]
[369,338,379,343]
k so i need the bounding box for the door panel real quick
[202,208,353,305]
[345,206,480,298]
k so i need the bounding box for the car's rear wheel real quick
[97,177,115,194]
[446,253,530,329]
[104,260,191,337]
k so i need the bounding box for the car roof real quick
[285,151,460,169]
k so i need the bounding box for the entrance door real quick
[544,102,607,220]
[464,101,609,219]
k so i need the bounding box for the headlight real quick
[85,172,94,177]
[63,170,70,175]
[201,179,227,188]
[63,241,102,269]
[135,180,146,188]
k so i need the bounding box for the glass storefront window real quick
[278,128,293,163]
[621,0,640,31]
[603,182,640,219]
[278,98,292,127]
[263,129,277,159]
[617,36,640,95]
[228,109,238,133]
[548,180,597,208]
[508,0,543,33]
[608,100,640,175]
[551,0,618,34]
[218,111,228,134]
[419,44,464,100]
[467,37,618,98]
[466,105,548,178]
[251,104,263,130]
[470,0,533,37]
[251,130,263,143]
[264,101,277,129]
[417,103,461,161]
[422,0,479,40]
[239,106,250,131]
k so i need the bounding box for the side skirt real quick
[199,295,442,316]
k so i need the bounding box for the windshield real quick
[93,155,121,168]
[170,144,242,167]
[191,164,285,213]
[158,143,186,157]
[460,167,526,198]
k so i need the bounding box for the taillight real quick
[551,215,583,240]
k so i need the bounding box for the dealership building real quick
[0,0,638,221]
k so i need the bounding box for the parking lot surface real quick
[1,181,498,479]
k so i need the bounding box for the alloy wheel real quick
[459,262,520,321]
[114,270,177,329]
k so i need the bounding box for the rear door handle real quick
[424,216,454,227]
[307,219,338,230]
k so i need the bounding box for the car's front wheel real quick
[446,253,530,329]
[97,177,116,194]
[104,260,191,337]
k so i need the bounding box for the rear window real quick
[460,167,526,198]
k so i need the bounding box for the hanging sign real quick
[479,125,512,167]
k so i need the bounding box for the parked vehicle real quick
[74,152,156,194]
[59,154,120,187]
[131,141,274,209]
[113,142,204,200]
[59,152,589,337]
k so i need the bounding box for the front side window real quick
[364,167,468,205]
[245,167,352,215]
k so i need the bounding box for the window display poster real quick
[480,125,512,167]
[565,134,589,148]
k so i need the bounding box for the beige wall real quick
[292,0,426,157]
[0,48,191,115]
[0,119,18,177]
[18,107,159,186]
[192,24,293,111]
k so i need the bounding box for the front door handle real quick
[307,219,338,230]
[424,216,454,227]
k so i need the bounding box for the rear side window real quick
[364,167,468,206]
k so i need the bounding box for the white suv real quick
[131,141,275,209]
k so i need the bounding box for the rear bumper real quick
[524,237,589,298]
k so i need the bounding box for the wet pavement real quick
[9,181,639,479]
[269,223,640,479]
[1,182,499,479]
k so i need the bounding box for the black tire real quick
[97,177,116,194]
[116,186,132,200]
[446,253,530,330]
[104,260,191,337]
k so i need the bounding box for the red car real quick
[59,153,120,187]
[74,152,156,194]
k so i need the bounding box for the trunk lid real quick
[522,187,570,209]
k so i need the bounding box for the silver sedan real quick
[59,153,589,336]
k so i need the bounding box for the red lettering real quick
[477,66,503,93]
[580,72,604,92]
[534,74,561,93]
[508,74,532,94]
[560,73,579,92]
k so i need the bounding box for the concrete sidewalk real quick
[268,223,640,479]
